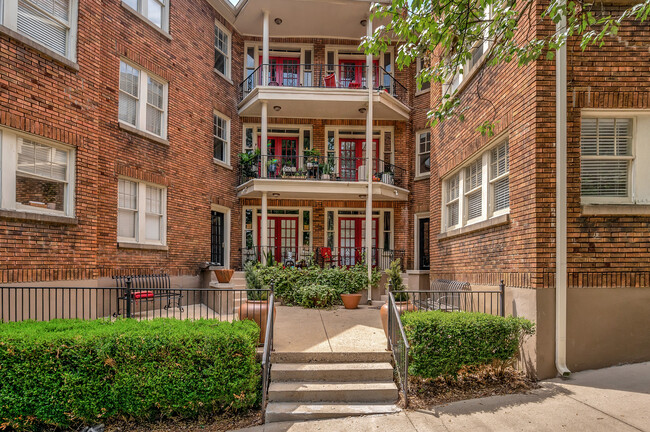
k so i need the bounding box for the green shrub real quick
[296,284,339,308]
[0,318,260,431]
[385,259,408,301]
[402,311,535,379]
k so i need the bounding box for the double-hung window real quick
[122,0,168,31]
[214,21,230,79]
[118,60,168,138]
[416,130,431,177]
[213,112,230,164]
[580,117,634,202]
[0,0,78,61]
[117,178,166,245]
[442,138,509,231]
[0,128,75,217]
[416,57,431,93]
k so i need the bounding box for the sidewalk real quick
[234,362,650,431]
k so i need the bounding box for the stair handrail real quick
[387,290,410,407]
[261,287,275,415]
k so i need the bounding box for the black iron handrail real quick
[261,290,274,415]
[387,290,410,407]
[238,63,408,104]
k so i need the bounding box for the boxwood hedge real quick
[401,311,535,379]
[0,318,260,431]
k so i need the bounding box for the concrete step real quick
[265,402,400,423]
[267,382,398,403]
[271,351,393,364]
[271,362,394,382]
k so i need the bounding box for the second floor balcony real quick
[237,63,410,121]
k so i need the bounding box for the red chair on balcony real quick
[323,73,338,88]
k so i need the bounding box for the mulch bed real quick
[402,365,539,409]
[103,410,262,432]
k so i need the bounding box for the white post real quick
[261,191,269,264]
[555,2,571,377]
[365,18,374,304]
[261,101,268,178]
[262,10,270,86]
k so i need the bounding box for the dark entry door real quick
[211,211,225,265]
[418,217,430,270]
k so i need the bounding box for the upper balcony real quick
[237,154,409,202]
[237,63,410,121]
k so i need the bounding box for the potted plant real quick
[42,183,58,210]
[267,158,279,177]
[380,259,416,337]
[304,148,321,168]
[238,148,260,180]
[339,263,380,309]
[321,162,332,180]
[239,261,275,344]
[213,268,234,283]
[381,168,394,185]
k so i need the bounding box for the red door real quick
[339,138,379,181]
[338,60,379,88]
[258,136,299,177]
[257,216,299,263]
[260,56,300,86]
[338,217,378,266]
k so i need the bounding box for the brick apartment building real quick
[0,0,648,379]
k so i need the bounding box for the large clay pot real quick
[213,269,234,283]
[380,300,417,338]
[239,300,276,345]
[341,293,362,309]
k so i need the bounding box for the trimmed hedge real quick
[402,311,535,379]
[0,318,260,431]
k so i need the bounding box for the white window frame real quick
[0,127,75,217]
[415,57,431,94]
[441,136,509,232]
[489,140,510,217]
[415,130,431,178]
[214,20,231,80]
[1,0,79,62]
[121,0,169,32]
[213,110,230,166]
[118,59,168,139]
[117,177,167,246]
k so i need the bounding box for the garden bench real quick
[113,274,183,317]
[416,279,471,312]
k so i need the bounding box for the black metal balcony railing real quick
[241,246,405,271]
[239,64,407,104]
[239,155,406,189]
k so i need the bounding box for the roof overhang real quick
[237,179,409,201]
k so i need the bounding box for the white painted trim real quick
[213,109,231,166]
[415,129,431,177]
[413,212,429,271]
[214,19,232,80]
[210,203,231,269]
[242,205,313,253]
[116,176,167,246]
[323,207,393,252]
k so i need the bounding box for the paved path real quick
[234,362,650,432]
[274,305,386,353]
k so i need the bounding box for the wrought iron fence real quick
[239,64,408,104]
[314,246,405,270]
[387,290,410,407]
[242,246,314,267]
[238,154,407,189]
[261,291,275,416]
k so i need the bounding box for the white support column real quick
[365,17,374,303]
[261,101,268,178]
[261,191,269,264]
[262,10,270,86]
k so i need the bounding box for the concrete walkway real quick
[234,362,650,432]
[273,305,386,353]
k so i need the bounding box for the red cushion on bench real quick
[132,291,154,299]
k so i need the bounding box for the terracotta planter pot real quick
[213,269,234,283]
[380,300,417,338]
[340,293,362,309]
[239,300,276,345]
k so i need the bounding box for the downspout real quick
[366,17,374,304]
[555,1,571,377]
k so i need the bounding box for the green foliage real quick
[244,261,268,300]
[296,284,340,308]
[362,0,650,128]
[385,259,408,301]
[238,148,260,179]
[0,319,260,431]
[402,311,535,379]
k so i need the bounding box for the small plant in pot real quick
[380,259,416,337]
[239,261,275,344]
[297,284,339,308]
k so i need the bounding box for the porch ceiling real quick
[237,179,409,201]
[238,87,410,121]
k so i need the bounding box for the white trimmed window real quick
[580,117,634,202]
[0,128,75,217]
[416,130,431,176]
[0,0,78,61]
[122,0,168,31]
[214,21,230,78]
[118,60,168,138]
[442,138,509,231]
[213,111,230,164]
[117,178,166,245]
[416,57,431,93]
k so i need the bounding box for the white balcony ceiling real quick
[233,0,391,39]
